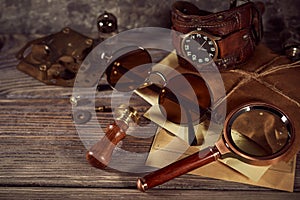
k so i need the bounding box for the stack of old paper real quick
[134,51,296,192]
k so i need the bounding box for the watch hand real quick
[198,40,207,51]
[199,48,208,52]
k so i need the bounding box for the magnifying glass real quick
[136,102,295,192]
[86,46,211,169]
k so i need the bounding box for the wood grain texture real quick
[0,35,299,199]
[1,187,300,200]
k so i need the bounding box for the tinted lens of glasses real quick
[229,106,291,157]
[106,47,152,92]
[158,73,211,124]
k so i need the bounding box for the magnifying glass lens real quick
[230,108,290,157]
[106,48,152,92]
[158,73,211,124]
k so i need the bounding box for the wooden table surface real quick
[0,35,299,199]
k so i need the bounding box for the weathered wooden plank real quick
[0,98,299,192]
[0,187,299,200]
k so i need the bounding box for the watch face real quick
[181,32,218,65]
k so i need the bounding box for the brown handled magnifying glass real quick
[86,46,212,169]
[137,102,295,192]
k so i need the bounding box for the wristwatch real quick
[172,1,264,69]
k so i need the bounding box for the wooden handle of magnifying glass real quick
[137,146,220,192]
[86,120,128,169]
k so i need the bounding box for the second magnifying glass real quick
[137,102,295,192]
[87,46,211,169]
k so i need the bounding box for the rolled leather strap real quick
[172,1,264,69]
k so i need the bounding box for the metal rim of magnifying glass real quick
[158,72,212,125]
[105,46,152,92]
[222,102,295,166]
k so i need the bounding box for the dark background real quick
[0,0,299,53]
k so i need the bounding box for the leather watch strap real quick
[216,27,255,67]
[171,1,264,69]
